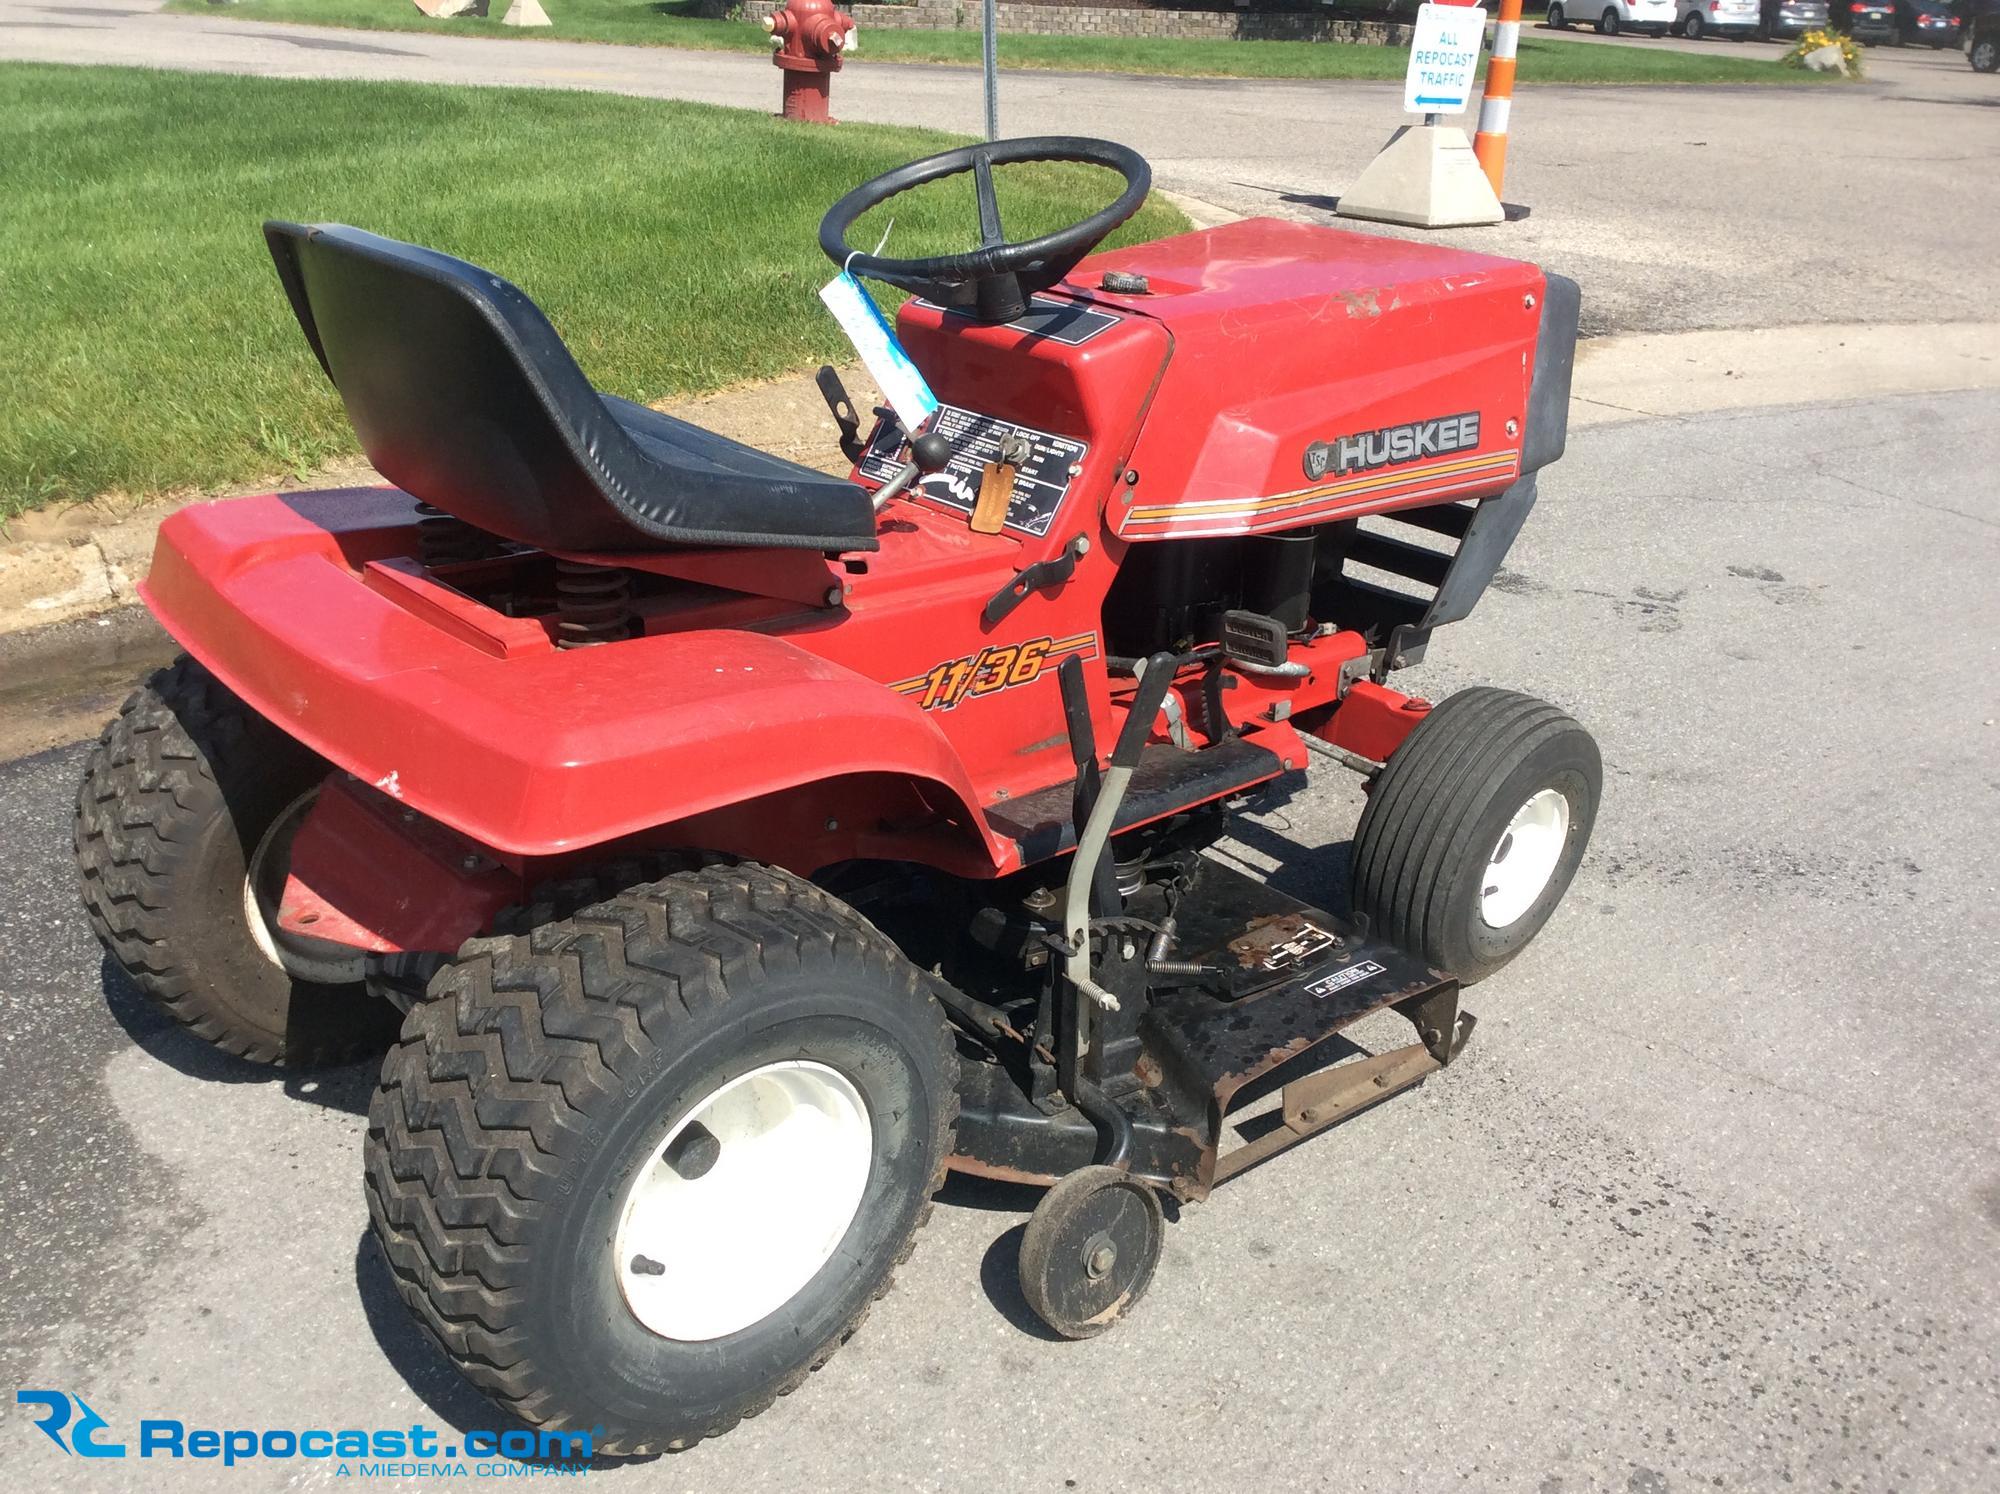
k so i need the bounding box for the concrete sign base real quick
[1335,124,1505,230]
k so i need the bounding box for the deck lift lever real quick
[1051,651,1178,1166]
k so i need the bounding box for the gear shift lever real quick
[870,430,954,512]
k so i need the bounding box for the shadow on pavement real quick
[937,1170,1043,1215]
[1276,190,1533,221]
[976,1224,1067,1342]
[100,953,379,1115]
[1219,816,1355,911]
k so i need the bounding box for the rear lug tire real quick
[364,861,958,1454]
[74,656,399,1066]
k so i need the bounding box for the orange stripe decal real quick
[1124,450,1519,532]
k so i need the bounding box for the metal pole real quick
[981,0,999,141]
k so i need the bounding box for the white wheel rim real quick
[243,789,318,969]
[243,874,285,968]
[613,1060,873,1342]
[1480,787,1571,929]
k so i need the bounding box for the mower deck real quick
[950,855,1469,1200]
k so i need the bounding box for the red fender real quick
[142,493,1004,866]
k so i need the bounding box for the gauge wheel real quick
[1019,1167,1166,1340]
[74,656,398,1065]
[365,861,958,1454]
[1349,687,1601,984]
[1598,8,1622,33]
[1547,1,1569,26]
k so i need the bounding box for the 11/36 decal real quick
[890,632,1098,712]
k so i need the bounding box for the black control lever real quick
[1110,652,1179,770]
[870,430,953,513]
[983,534,1089,626]
[815,366,865,463]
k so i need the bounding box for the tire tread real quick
[1351,688,1598,980]
[364,861,957,1455]
[74,656,386,1065]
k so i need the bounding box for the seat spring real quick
[415,502,499,569]
[554,559,635,649]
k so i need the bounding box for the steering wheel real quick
[820,136,1151,325]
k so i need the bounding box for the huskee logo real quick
[1303,411,1481,481]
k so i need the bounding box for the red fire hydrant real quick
[764,0,855,125]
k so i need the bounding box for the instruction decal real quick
[860,405,1088,537]
[1304,960,1389,1000]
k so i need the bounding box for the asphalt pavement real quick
[2,0,1996,336]
[3,388,1997,1491]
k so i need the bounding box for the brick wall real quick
[718,1,1413,44]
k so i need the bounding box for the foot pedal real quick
[1220,610,1289,668]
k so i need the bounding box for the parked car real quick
[1546,0,1678,34]
[1832,0,1899,40]
[1674,0,1762,37]
[1894,0,1962,44]
[1971,0,2000,68]
[1761,0,1832,37]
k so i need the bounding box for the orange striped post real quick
[1472,0,1522,197]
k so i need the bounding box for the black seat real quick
[264,222,877,554]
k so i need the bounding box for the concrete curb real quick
[3,321,1994,645]
[1569,322,2000,429]
[0,519,151,633]
[0,604,179,758]
[1156,189,1242,231]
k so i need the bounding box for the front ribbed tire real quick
[1350,688,1600,983]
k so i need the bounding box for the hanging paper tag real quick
[970,458,1017,534]
[819,271,938,435]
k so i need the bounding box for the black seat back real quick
[264,222,876,553]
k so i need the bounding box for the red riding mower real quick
[76,138,1597,1453]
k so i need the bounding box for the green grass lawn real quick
[163,0,1819,86]
[0,63,1185,520]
